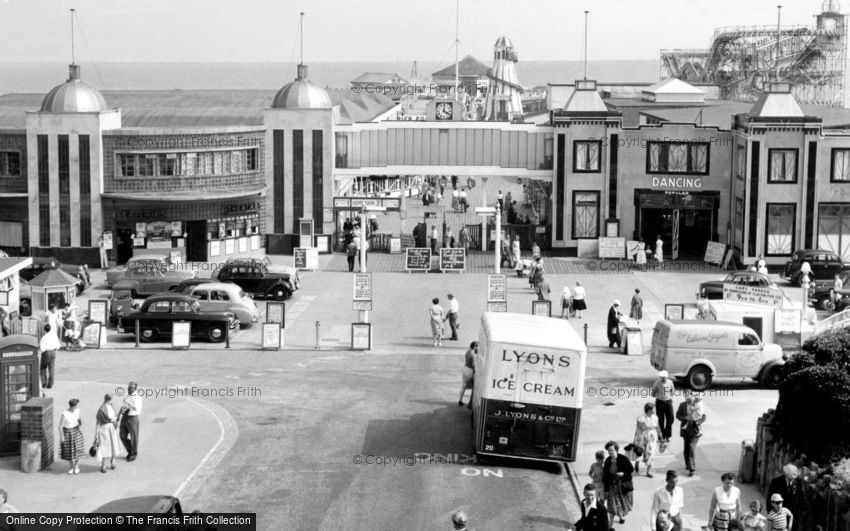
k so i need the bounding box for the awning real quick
[102,185,266,202]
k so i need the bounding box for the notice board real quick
[704,241,726,265]
[406,248,431,271]
[598,237,626,259]
[439,248,465,272]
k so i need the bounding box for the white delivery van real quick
[650,320,785,391]
[706,300,815,345]
[472,312,587,462]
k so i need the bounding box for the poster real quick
[487,301,508,312]
[102,231,113,250]
[88,300,108,326]
[81,323,102,348]
[405,248,431,271]
[133,237,146,248]
[664,304,684,321]
[351,323,372,350]
[266,302,285,327]
[439,249,466,272]
[262,323,282,349]
[224,239,235,255]
[172,321,191,349]
[704,241,726,265]
[598,237,626,259]
[305,248,319,270]
[171,221,183,237]
[210,240,221,257]
[353,273,372,301]
[294,248,307,269]
[532,300,552,317]
[722,284,784,308]
[487,274,507,302]
[389,237,402,254]
[135,222,147,238]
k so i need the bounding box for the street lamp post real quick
[358,205,386,323]
[475,203,502,274]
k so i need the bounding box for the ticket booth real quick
[0,335,39,456]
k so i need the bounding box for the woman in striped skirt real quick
[59,398,85,474]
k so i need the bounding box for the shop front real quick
[102,192,266,265]
[633,190,720,260]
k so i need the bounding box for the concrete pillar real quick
[21,397,54,471]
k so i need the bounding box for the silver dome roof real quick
[271,64,332,110]
[40,64,108,113]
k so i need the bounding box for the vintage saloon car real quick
[188,282,259,326]
[106,254,191,287]
[214,260,296,301]
[112,263,196,297]
[782,249,849,285]
[224,256,301,290]
[118,294,239,343]
[697,271,776,300]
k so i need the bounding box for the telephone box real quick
[0,335,39,456]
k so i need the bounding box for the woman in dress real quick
[708,472,743,530]
[512,236,522,276]
[603,440,634,528]
[572,281,587,319]
[95,393,121,473]
[429,298,445,347]
[741,500,767,531]
[630,289,644,324]
[560,286,572,319]
[655,235,664,265]
[631,402,660,477]
[635,240,647,265]
[59,398,84,474]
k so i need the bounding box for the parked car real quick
[112,263,196,297]
[809,271,850,310]
[782,249,849,286]
[19,256,86,294]
[169,278,216,294]
[118,294,239,343]
[223,256,301,291]
[188,282,259,326]
[79,495,214,531]
[106,254,182,287]
[697,271,776,300]
[214,260,296,301]
[108,286,136,325]
[650,319,786,391]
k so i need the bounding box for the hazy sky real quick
[0,0,832,64]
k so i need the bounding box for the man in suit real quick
[571,484,608,531]
[676,391,706,476]
[767,463,807,527]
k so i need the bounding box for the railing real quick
[813,308,850,336]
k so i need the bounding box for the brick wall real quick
[21,397,54,470]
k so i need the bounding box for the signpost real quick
[262,323,283,349]
[439,248,466,273]
[87,300,108,326]
[722,284,785,308]
[487,274,508,313]
[81,322,102,348]
[172,321,191,350]
[664,304,685,321]
[266,302,285,327]
[353,273,373,312]
[704,241,726,265]
[351,323,372,350]
[406,248,432,272]
[598,237,626,259]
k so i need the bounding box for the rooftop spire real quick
[299,12,304,66]
[70,8,76,65]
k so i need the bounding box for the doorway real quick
[640,208,714,260]
[116,228,133,265]
[186,221,208,262]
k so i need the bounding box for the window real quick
[765,203,795,256]
[120,154,136,177]
[647,141,709,174]
[212,290,229,301]
[572,191,599,239]
[768,149,797,183]
[573,141,601,172]
[0,151,21,176]
[734,197,744,249]
[738,333,759,346]
[247,149,258,171]
[139,155,155,177]
[172,301,193,313]
[148,301,171,313]
[832,149,850,182]
[158,154,176,176]
[736,144,746,178]
[818,204,850,261]
[194,290,209,301]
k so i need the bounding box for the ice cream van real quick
[472,312,587,462]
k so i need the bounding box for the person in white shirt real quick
[0,488,19,513]
[651,470,684,531]
[459,188,468,212]
[119,381,143,461]
[58,398,84,474]
[39,324,61,390]
[444,294,460,341]
[429,298,445,347]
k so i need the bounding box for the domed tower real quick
[484,36,524,121]
[26,63,121,257]
[271,64,333,110]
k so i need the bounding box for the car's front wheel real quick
[207,323,226,342]
[271,286,291,301]
[761,365,784,389]
[140,328,160,342]
[686,365,713,391]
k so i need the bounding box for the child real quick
[690,395,705,422]
[766,494,793,531]
[741,500,767,531]
[588,450,605,501]
[560,286,572,319]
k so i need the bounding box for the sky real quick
[0,0,832,64]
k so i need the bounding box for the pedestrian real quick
[429,298,444,347]
[589,450,606,501]
[572,281,587,318]
[39,324,60,391]
[459,188,468,212]
[430,225,439,254]
[445,294,460,341]
[61,302,77,347]
[603,440,634,528]
[59,398,84,474]
[356,236,369,272]
[46,303,62,341]
[346,240,357,272]
[654,510,674,531]
[451,175,458,190]
[708,473,743,530]
[766,495,793,531]
[630,289,643,323]
[452,188,460,211]
[451,511,468,530]
[630,402,660,477]
[655,235,664,264]
[607,300,623,349]
[571,483,608,531]
[97,234,108,269]
[635,239,647,265]
[95,393,121,473]
[530,257,544,289]
[758,261,769,276]
[536,277,551,301]
[560,286,573,318]
[651,470,684,531]
[119,381,142,462]
[676,390,706,476]
[766,464,806,527]
[497,189,504,211]
[82,264,91,286]
[741,500,767,531]
[443,227,452,249]
[458,341,477,408]
[0,307,9,337]
[459,226,470,253]
[511,235,521,272]
[832,274,844,310]
[532,241,541,260]
[652,370,675,443]
[0,488,19,513]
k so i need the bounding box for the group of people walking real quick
[56,381,142,475]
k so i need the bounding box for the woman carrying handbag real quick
[95,393,122,473]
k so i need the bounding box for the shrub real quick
[775,328,850,464]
